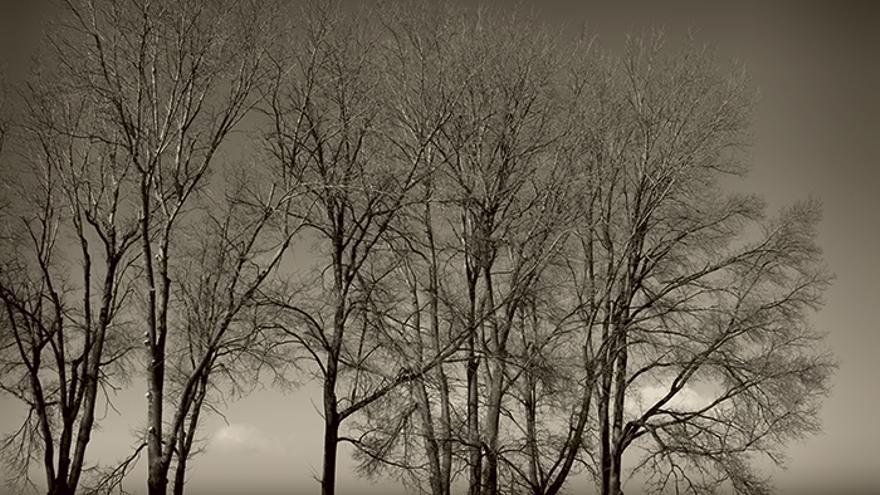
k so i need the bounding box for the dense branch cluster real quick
[0,2,833,495]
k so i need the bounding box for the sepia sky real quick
[1,1,878,493]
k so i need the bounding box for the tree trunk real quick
[321,396,339,495]
[609,321,628,495]
[480,262,506,495]
[609,450,624,495]
[544,368,594,495]
[598,322,613,495]
[466,334,482,495]
[436,369,453,495]
[426,200,452,495]
[47,480,73,495]
[147,465,168,495]
[173,457,186,495]
[147,338,167,495]
[172,374,207,495]
[481,356,504,495]
[414,379,444,495]
[465,238,482,495]
[146,343,168,495]
[55,418,72,494]
[411,275,444,495]
[524,371,539,491]
[68,260,118,492]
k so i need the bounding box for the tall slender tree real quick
[581,37,834,495]
[262,4,459,494]
[46,1,275,493]
[0,71,141,495]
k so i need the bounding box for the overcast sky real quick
[1,1,878,494]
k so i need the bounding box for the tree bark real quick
[524,367,540,491]
[480,262,507,495]
[414,378,444,495]
[609,327,628,495]
[466,275,483,495]
[321,381,339,495]
[427,200,453,495]
[598,321,613,495]
[322,272,345,495]
[466,333,482,495]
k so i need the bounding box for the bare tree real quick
[427,14,575,495]
[576,37,835,495]
[161,173,300,495]
[339,7,475,494]
[337,21,834,495]
[45,0,277,493]
[339,8,585,495]
[1,3,835,495]
[261,4,458,494]
[0,70,140,495]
